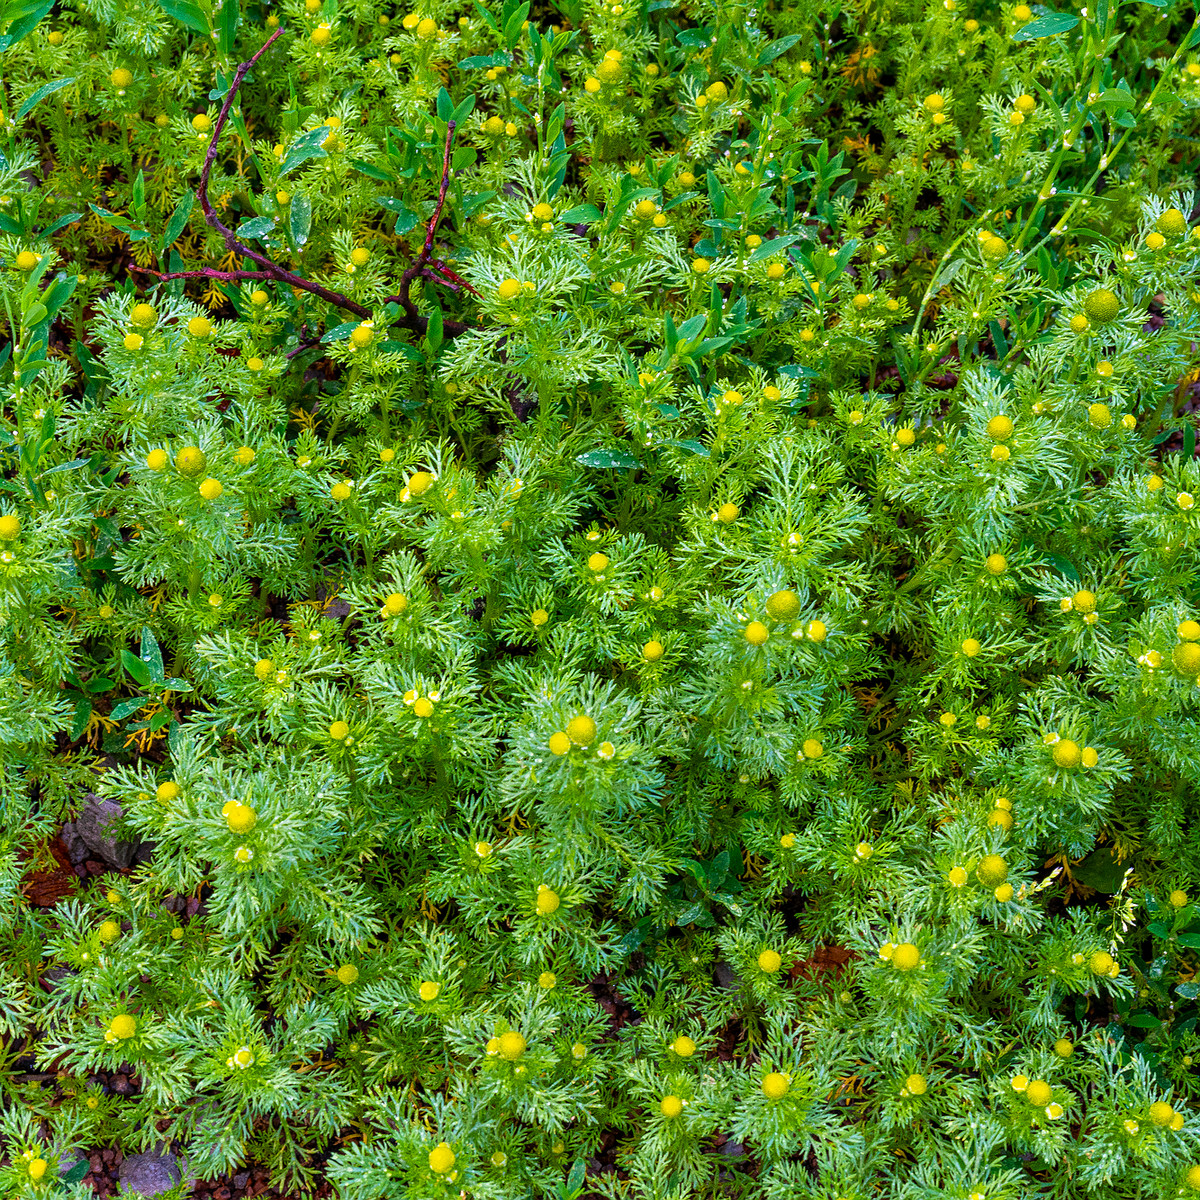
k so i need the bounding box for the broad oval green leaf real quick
[577,448,641,470]
[1013,12,1080,39]
[279,126,331,177]
[236,215,277,241]
[155,0,210,36]
[289,192,312,247]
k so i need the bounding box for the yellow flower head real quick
[429,1143,455,1174]
[109,1014,137,1039]
[498,1030,526,1059]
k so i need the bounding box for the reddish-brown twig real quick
[133,28,470,339]
[199,28,372,318]
[425,260,481,297]
[383,120,469,333]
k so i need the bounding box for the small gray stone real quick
[117,1148,180,1197]
[60,822,90,865]
[714,960,741,990]
[42,966,77,993]
[57,1150,86,1179]
[74,795,138,869]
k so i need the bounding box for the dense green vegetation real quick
[4,0,1200,1195]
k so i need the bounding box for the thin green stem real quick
[1015,16,1197,264]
